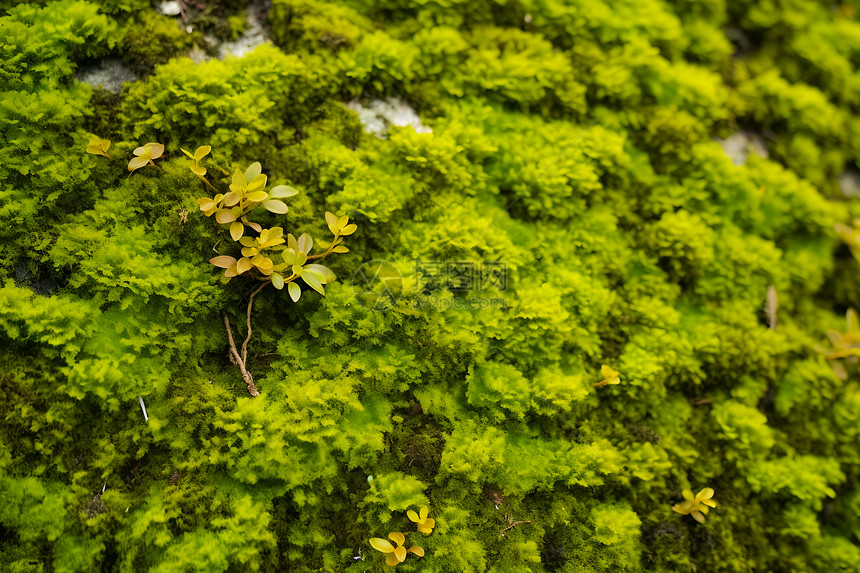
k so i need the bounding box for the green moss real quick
[3,0,860,571]
[118,10,198,75]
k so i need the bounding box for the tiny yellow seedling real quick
[593,365,621,388]
[86,135,111,158]
[407,507,435,535]
[181,145,212,177]
[369,532,424,567]
[826,308,860,360]
[128,142,164,172]
[672,487,717,524]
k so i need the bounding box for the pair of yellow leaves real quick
[181,145,211,177]
[85,136,164,174]
[86,135,111,158]
[593,364,620,388]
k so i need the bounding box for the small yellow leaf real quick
[247,174,267,192]
[407,546,424,557]
[128,156,148,172]
[269,185,299,199]
[325,211,338,234]
[194,145,212,160]
[246,191,269,203]
[215,210,237,224]
[197,198,216,211]
[222,192,240,207]
[230,222,244,241]
[288,282,301,302]
[305,264,336,283]
[271,273,284,290]
[332,245,349,253]
[370,537,395,553]
[262,200,288,214]
[244,162,262,184]
[146,142,164,159]
[340,223,358,235]
[302,273,325,295]
[297,233,313,254]
[236,258,253,274]
[232,169,246,189]
[209,256,237,268]
[190,165,207,176]
[251,255,273,270]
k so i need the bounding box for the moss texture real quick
[1,0,860,571]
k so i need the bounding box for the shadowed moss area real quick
[2,0,860,571]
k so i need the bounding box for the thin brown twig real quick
[176,0,190,24]
[223,312,259,396]
[499,520,531,536]
[242,282,269,366]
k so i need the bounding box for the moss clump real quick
[118,10,198,75]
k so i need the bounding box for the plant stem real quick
[176,0,189,24]
[199,175,219,194]
[499,521,531,537]
[222,312,260,397]
[306,236,340,260]
[242,282,270,366]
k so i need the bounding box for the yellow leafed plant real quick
[672,488,717,524]
[369,532,424,567]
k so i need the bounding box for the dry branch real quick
[223,312,260,396]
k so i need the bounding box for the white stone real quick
[218,5,267,59]
[715,131,768,166]
[76,59,138,93]
[346,98,432,138]
[839,169,860,197]
[157,0,182,16]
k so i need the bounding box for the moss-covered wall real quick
[2,0,860,570]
